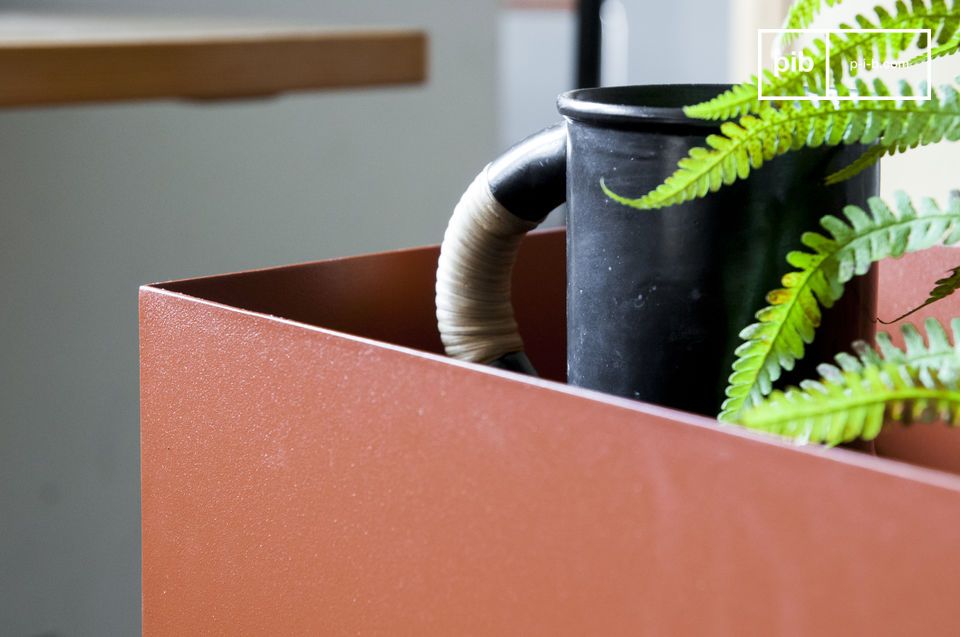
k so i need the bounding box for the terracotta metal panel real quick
[159,228,566,383]
[141,231,960,635]
[875,249,960,473]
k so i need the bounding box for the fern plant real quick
[602,0,960,447]
[739,318,960,444]
[719,192,960,421]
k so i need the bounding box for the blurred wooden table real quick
[0,14,427,107]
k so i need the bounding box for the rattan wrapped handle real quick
[435,124,566,373]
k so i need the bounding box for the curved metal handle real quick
[435,124,567,374]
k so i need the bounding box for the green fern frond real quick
[719,192,960,422]
[782,0,845,42]
[687,0,958,121]
[860,317,960,379]
[604,79,960,211]
[805,317,960,382]
[834,127,958,185]
[739,362,960,445]
[910,34,960,64]
[738,320,960,445]
[683,78,774,121]
[880,265,960,323]
[823,145,889,185]
[929,36,960,58]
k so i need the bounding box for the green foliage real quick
[868,317,960,376]
[719,192,960,422]
[665,0,960,445]
[598,0,960,446]
[824,145,890,184]
[828,132,960,185]
[782,0,845,41]
[738,319,960,445]
[881,264,960,323]
[686,0,959,121]
[683,78,775,122]
[602,79,960,211]
[910,34,960,63]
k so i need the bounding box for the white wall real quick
[0,2,496,635]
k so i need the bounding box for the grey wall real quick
[499,0,734,149]
[0,2,496,635]
[622,0,732,85]
[498,0,734,229]
[498,8,574,148]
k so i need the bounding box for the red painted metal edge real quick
[140,230,960,635]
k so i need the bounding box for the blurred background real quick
[1,0,957,634]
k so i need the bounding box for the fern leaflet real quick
[719,192,960,422]
[862,317,960,378]
[925,36,960,59]
[824,145,889,184]
[738,319,960,445]
[910,33,960,64]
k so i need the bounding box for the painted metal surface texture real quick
[140,231,960,635]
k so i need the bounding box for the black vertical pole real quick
[576,0,603,89]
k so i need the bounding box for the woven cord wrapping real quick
[436,166,541,363]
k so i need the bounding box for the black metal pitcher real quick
[436,84,878,417]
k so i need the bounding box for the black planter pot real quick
[436,84,879,417]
